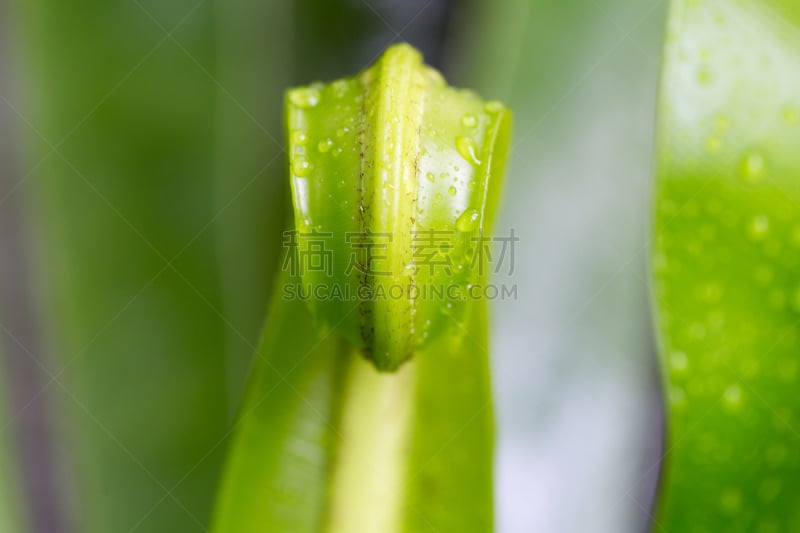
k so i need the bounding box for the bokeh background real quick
[0,0,666,531]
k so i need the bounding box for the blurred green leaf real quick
[11,0,228,530]
[653,0,800,530]
[0,367,24,533]
[212,44,510,532]
[212,0,379,411]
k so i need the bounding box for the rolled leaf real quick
[286,43,510,371]
[212,43,511,532]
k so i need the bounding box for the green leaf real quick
[0,365,25,533]
[285,44,510,371]
[11,0,228,530]
[212,43,510,532]
[213,0,382,409]
[653,0,800,530]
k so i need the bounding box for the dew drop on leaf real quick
[461,114,477,129]
[748,214,770,240]
[291,130,307,145]
[289,87,321,108]
[669,386,686,406]
[723,384,742,408]
[765,442,787,467]
[456,208,480,233]
[484,101,504,114]
[759,478,782,502]
[291,156,312,177]
[783,106,798,125]
[741,151,765,181]
[456,136,481,166]
[317,138,333,153]
[670,351,689,372]
[719,487,742,513]
[330,79,348,98]
[705,135,723,153]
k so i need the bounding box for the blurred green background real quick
[0,0,665,531]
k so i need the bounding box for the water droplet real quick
[723,384,742,408]
[434,193,442,202]
[456,208,480,232]
[333,147,343,158]
[701,282,723,303]
[331,79,348,98]
[291,156,312,177]
[719,487,741,513]
[705,136,723,153]
[426,171,435,183]
[689,322,706,339]
[424,66,446,86]
[755,265,773,286]
[336,127,350,138]
[291,130,307,145]
[461,114,477,129]
[289,87,320,108]
[741,151,765,181]
[318,138,333,153]
[456,136,481,166]
[791,226,800,248]
[708,311,725,330]
[669,386,686,406]
[697,68,713,84]
[670,351,689,372]
[748,214,769,239]
[765,442,787,467]
[484,101,504,114]
[760,478,781,502]
[783,106,798,125]
[448,185,457,196]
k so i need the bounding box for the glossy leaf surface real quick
[653,0,800,530]
[212,43,510,533]
[286,43,510,371]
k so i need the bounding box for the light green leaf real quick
[213,0,382,410]
[653,0,800,530]
[212,43,510,532]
